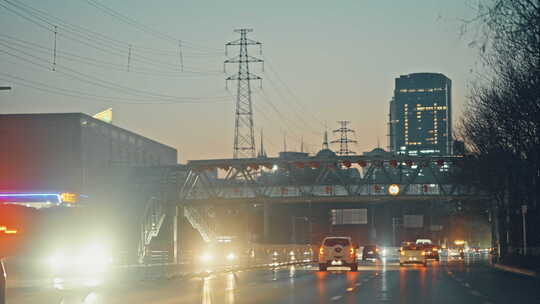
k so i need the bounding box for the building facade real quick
[388,73,452,155]
[0,113,177,197]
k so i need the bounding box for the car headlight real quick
[47,243,112,274]
[48,252,67,271]
[201,252,213,262]
[226,253,236,261]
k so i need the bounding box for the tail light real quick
[319,247,324,256]
[400,251,405,256]
[421,251,426,256]
[0,225,18,234]
[432,248,438,252]
[349,247,355,257]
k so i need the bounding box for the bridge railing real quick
[178,155,485,202]
[138,197,167,263]
[184,205,216,243]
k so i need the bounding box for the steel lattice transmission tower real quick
[331,120,357,155]
[225,29,263,158]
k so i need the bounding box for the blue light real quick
[0,193,62,204]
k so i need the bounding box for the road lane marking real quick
[463,282,471,288]
[470,290,482,297]
[331,295,343,301]
[355,282,361,286]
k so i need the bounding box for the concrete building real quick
[388,73,452,155]
[0,113,177,199]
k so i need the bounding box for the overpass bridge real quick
[179,154,483,204]
[139,154,487,259]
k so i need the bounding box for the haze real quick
[0,0,478,161]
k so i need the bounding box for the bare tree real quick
[459,0,540,259]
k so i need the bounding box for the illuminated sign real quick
[0,193,61,205]
[93,108,113,123]
[388,184,400,196]
[60,192,79,203]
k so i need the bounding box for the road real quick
[5,256,540,304]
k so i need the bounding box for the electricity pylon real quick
[225,29,263,158]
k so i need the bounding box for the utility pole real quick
[331,120,357,155]
[521,204,527,256]
[225,29,263,159]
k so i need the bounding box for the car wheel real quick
[350,264,358,272]
[319,264,327,271]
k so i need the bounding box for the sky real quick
[0,0,480,162]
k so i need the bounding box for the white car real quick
[318,237,358,271]
[399,244,427,266]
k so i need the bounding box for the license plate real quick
[409,257,417,261]
[331,260,343,265]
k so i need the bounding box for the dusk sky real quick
[0,0,480,162]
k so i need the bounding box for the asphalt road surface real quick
[6,256,540,304]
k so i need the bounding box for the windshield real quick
[403,245,423,251]
[1,0,536,303]
[324,238,350,247]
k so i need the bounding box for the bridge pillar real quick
[173,204,183,264]
[370,205,377,242]
[264,202,272,242]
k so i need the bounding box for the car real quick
[318,237,358,271]
[362,245,380,261]
[399,243,427,266]
[380,246,400,261]
[422,244,440,261]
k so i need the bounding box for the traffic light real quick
[0,204,38,258]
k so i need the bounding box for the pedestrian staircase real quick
[138,197,166,263]
[184,205,216,243]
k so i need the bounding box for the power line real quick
[264,59,326,128]
[264,73,322,137]
[0,72,227,104]
[0,46,229,102]
[0,0,222,74]
[81,0,222,53]
[3,0,221,56]
[258,89,314,146]
[0,34,221,78]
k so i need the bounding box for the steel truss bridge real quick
[139,154,486,252]
[179,155,484,205]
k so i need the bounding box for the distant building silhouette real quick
[388,73,452,155]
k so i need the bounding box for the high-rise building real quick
[388,73,452,155]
